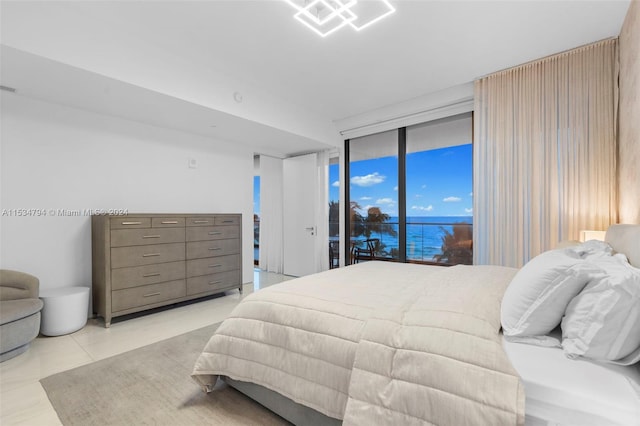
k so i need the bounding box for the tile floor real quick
[0,269,294,426]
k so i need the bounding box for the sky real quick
[254,144,472,218]
[329,144,473,217]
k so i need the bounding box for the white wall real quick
[1,2,342,148]
[1,94,255,293]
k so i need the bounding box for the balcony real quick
[332,220,472,266]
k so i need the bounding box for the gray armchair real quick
[0,269,44,362]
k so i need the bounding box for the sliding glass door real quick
[346,112,473,265]
[406,114,473,264]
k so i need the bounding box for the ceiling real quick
[0,0,631,156]
[1,46,327,158]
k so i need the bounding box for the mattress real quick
[503,331,640,426]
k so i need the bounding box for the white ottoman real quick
[39,287,90,336]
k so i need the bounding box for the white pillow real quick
[566,240,614,260]
[501,249,599,344]
[562,255,640,365]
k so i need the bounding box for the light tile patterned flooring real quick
[0,269,293,425]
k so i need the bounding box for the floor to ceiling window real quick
[406,114,473,265]
[346,112,473,265]
[347,130,399,263]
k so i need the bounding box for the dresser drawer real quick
[111,242,185,268]
[110,217,151,229]
[186,239,241,260]
[92,213,242,327]
[187,270,241,296]
[111,280,186,312]
[111,261,186,290]
[186,225,240,242]
[186,216,216,227]
[110,227,185,247]
[151,217,186,228]
[214,215,240,226]
[186,254,241,277]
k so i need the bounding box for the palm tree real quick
[329,201,340,237]
[253,214,260,247]
[347,204,398,258]
[363,207,397,239]
[352,206,396,258]
[434,222,473,265]
[349,201,366,237]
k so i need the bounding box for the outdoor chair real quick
[354,238,380,263]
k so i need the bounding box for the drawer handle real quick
[143,273,161,277]
[121,221,142,225]
[143,253,161,257]
[208,280,222,285]
[161,221,178,224]
[222,220,234,223]
[193,220,209,224]
[143,292,161,297]
[209,231,222,235]
[209,264,222,268]
[143,235,161,239]
[209,247,222,251]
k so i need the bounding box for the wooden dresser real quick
[91,213,242,327]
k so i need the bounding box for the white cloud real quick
[376,198,394,205]
[351,172,385,187]
[411,205,434,212]
[443,196,462,202]
[415,194,423,198]
[360,196,372,201]
[332,180,340,187]
[421,184,427,189]
[465,208,473,214]
[469,192,473,197]
[393,186,398,191]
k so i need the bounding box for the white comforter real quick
[192,262,525,425]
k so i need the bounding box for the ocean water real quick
[255,216,473,263]
[367,216,472,261]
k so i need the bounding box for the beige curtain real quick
[474,39,619,267]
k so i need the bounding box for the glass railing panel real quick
[333,220,472,266]
[407,221,472,265]
[347,220,472,265]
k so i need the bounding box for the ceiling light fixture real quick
[283,0,396,37]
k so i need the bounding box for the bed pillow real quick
[561,254,640,365]
[501,249,599,345]
[566,240,614,260]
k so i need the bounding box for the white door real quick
[283,153,317,276]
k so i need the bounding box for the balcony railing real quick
[331,220,473,266]
[406,221,473,265]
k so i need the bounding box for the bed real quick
[504,224,640,426]
[192,224,640,425]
